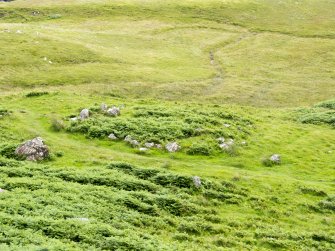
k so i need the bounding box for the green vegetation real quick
[297,99,335,127]
[0,0,334,250]
[67,103,252,155]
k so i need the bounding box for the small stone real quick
[107,106,120,117]
[139,147,148,152]
[192,176,201,188]
[144,142,155,148]
[124,135,132,142]
[219,143,230,150]
[70,117,78,121]
[217,137,225,143]
[101,103,108,111]
[80,109,89,120]
[270,154,281,164]
[0,188,6,193]
[129,140,140,147]
[241,141,247,146]
[108,133,117,140]
[224,124,231,128]
[165,142,181,152]
[155,144,162,149]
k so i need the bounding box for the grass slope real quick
[0,0,334,250]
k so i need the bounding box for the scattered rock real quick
[139,147,148,152]
[155,144,162,149]
[70,117,78,122]
[144,142,155,148]
[217,137,225,144]
[129,140,140,147]
[241,141,247,146]
[192,176,201,188]
[107,106,120,117]
[15,137,49,161]
[108,133,117,140]
[101,103,108,111]
[270,154,281,164]
[124,135,132,142]
[165,142,181,152]
[80,109,89,120]
[219,138,234,151]
[224,124,231,128]
[0,188,6,193]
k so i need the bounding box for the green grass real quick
[0,0,334,250]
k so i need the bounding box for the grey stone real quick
[124,135,132,142]
[107,106,120,117]
[80,109,89,120]
[139,147,148,152]
[15,137,49,161]
[101,103,108,111]
[108,133,117,140]
[217,137,225,143]
[129,140,140,147]
[192,176,201,188]
[144,142,155,148]
[270,154,281,164]
[165,142,181,152]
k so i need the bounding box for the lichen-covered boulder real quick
[15,137,49,161]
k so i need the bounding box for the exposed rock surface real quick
[15,137,49,161]
[165,142,181,152]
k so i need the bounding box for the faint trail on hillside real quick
[203,33,255,96]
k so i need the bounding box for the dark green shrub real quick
[186,144,213,156]
[25,91,49,98]
[0,143,19,159]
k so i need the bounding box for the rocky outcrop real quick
[15,137,49,161]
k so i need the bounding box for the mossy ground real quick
[0,0,334,250]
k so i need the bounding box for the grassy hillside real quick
[0,0,334,250]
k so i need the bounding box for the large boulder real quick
[165,142,181,152]
[80,109,90,120]
[15,137,49,161]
